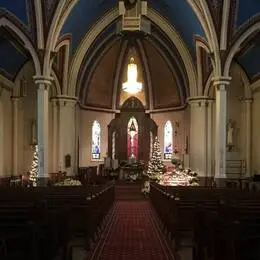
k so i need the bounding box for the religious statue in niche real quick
[227,119,235,151]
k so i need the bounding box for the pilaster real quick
[0,88,3,175]
[11,96,20,176]
[51,99,58,172]
[212,76,231,181]
[189,97,212,181]
[242,98,253,177]
[56,96,77,175]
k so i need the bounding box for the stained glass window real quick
[92,120,101,159]
[127,117,138,161]
[164,121,173,159]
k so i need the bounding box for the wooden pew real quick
[150,183,260,260]
[0,182,115,260]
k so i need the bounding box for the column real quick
[11,96,20,176]
[0,88,3,175]
[242,98,253,177]
[57,97,77,176]
[51,99,58,172]
[212,77,231,181]
[189,98,208,180]
[34,76,52,184]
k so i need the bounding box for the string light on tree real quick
[146,137,165,181]
[29,145,39,187]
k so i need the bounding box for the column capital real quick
[241,98,253,104]
[33,75,53,86]
[188,96,214,107]
[51,95,78,107]
[10,96,20,101]
[212,76,232,86]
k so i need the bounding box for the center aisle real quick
[88,201,175,260]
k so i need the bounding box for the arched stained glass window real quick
[92,120,101,159]
[164,121,173,160]
[127,117,138,161]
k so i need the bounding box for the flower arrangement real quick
[158,157,199,187]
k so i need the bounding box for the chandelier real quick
[122,57,142,94]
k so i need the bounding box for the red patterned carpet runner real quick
[88,201,175,260]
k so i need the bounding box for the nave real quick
[1,178,260,260]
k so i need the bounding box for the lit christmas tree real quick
[29,145,39,187]
[146,137,165,181]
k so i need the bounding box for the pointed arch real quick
[164,120,173,160]
[0,17,41,76]
[224,22,260,77]
[92,120,101,160]
[68,8,197,97]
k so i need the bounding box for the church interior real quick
[1,0,260,259]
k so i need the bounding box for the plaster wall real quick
[79,110,114,167]
[150,110,187,168]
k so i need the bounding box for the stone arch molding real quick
[0,17,41,76]
[224,22,260,77]
[67,7,197,97]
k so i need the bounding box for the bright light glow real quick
[122,57,142,94]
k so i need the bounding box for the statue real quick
[227,120,234,151]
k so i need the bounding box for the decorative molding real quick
[33,75,53,86]
[112,40,128,110]
[34,0,44,49]
[220,0,230,50]
[212,76,231,85]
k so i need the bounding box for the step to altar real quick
[115,183,145,200]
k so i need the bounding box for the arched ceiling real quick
[77,21,187,110]
[1,0,28,24]
[1,0,260,94]
[60,0,117,54]
[236,0,260,27]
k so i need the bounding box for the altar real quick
[120,165,144,181]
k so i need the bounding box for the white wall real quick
[79,110,114,167]
[150,110,187,168]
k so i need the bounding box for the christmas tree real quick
[29,145,39,187]
[146,137,165,181]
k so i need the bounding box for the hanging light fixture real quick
[122,57,142,94]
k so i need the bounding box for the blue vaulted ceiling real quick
[60,0,117,54]
[237,42,260,79]
[60,0,205,57]
[148,0,205,56]
[0,38,28,81]
[236,0,260,27]
[1,0,28,24]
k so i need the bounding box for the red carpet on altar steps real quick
[88,201,175,260]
